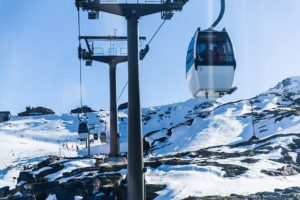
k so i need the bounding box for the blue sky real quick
[1,0,300,114]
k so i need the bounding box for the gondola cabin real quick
[94,133,99,141]
[186,28,237,98]
[0,111,11,122]
[78,122,89,141]
[100,132,107,143]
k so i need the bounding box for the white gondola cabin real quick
[186,28,237,98]
[100,132,107,143]
[94,133,99,141]
[78,122,89,141]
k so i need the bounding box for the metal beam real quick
[81,1,188,17]
[109,63,119,157]
[79,35,146,41]
[90,55,128,64]
[84,38,92,53]
[127,15,144,200]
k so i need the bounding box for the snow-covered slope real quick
[136,77,300,156]
[1,76,300,199]
[0,115,77,189]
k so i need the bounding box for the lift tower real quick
[79,35,146,157]
[76,1,188,199]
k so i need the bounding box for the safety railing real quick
[92,47,128,56]
[93,47,104,55]
[120,47,128,55]
[82,39,128,57]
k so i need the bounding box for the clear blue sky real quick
[1,0,300,114]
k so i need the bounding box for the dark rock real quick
[145,160,163,169]
[144,138,151,153]
[35,163,64,181]
[166,128,172,136]
[163,158,191,166]
[18,171,35,183]
[261,164,300,176]
[295,98,300,105]
[185,119,194,126]
[146,184,166,200]
[261,169,283,176]
[150,137,168,148]
[143,115,151,121]
[0,186,9,198]
[220,164,248,178]
[241,158,259,164]
[259,129,268,133]
[35,156,59,170]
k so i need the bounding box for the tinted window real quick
[186,36,195,73]
[196,40,234,65]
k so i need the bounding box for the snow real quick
[1,77,300,198]
[13,191,23,197]
[56,168,127,184]
[189,114,243,148]
[16,180,26,187]
[32,166,52,176]
[95,192,105,197]
[122,98,219,140]
[150,142,293,198]
[148,162,300,199]
[0,114,80,189]
[290,152,298,163]
[0,167,20,190]
[46,158,96,181]
[45,194,57,200]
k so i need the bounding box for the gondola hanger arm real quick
[140,19,167,60]
[208,0,225,30]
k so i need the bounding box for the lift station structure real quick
[76,0,188,199]
[78,35,146,157]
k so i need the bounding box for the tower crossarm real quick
[76,0,189,18]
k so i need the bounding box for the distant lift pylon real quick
[186,0,237,99]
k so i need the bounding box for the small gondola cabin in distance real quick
[118,102,128,111]
[0,111,11,122]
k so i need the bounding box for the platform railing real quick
[91,47,128,56]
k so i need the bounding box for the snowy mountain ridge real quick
[268,76,300,97]
[135,77,300,156]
